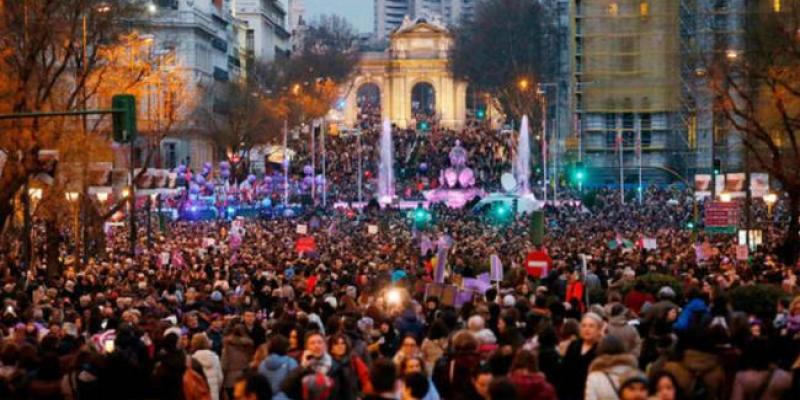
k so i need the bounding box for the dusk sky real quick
[303,0,374,33]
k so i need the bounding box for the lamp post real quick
[720,192,732,203]
[538,82,559,204]
[764,192,777,218]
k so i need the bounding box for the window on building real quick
[640,2,649,16]
[774,0,781,12]
[165,143,177,169]
[196,44,210,72]
[608,2,619,16]
[246,29,255,55]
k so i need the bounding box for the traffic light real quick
[530,210,544,246]
[571,161,586,185]
[410,205,432,229]
[686,220,696,230]
[713,158,722,175]
[476,107,486,120]
[418,121,430,131]
[490,201,512,225]
[112,94,137,143]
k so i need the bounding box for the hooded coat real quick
[584,353,640,400]
[221,335,255,389]
[192,349,223,400]
[258,353,298,400]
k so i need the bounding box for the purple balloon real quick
[203,162,212,170]
[219,161,231,170]
[205,182,215,191]
[303,165,314,176]
[189,183,200,194]
[303,176,314,186]
[220,169,231,179]
[315,175,325,185]
[176,165,187,173]
[263,176,272,184]
[458,168,475,188]
[419,163,428,172]
[195,174,206,184]
[247,174,256,183]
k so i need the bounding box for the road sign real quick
[526,250,552,279]
[704,201,739,232]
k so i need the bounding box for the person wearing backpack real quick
[258,335,298,400]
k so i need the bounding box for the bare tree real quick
[449,0,559,121]
[713,2,800,262]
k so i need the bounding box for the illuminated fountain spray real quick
[514,115,531,195]
[378,119,395,203]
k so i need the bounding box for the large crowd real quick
[1,123,799,400]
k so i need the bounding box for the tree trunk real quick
[45,219,61,281]
[782,192,799,265]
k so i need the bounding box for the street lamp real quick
[726,49,739,61]
[720,192,732,203]
[96,191,109,203]
[518,78,530,91]
[65,192,80,202]
[29,188,43,201]
[121,188,130,198]
[146,2,158,14]
[764,192,777,217]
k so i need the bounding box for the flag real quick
[420,235,434,256]
[490,254,503,282]
[608,234,633,250]
[434,247,448,284]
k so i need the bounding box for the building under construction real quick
[567,0,746,185]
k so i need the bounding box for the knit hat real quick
[301,372,333,400]
[502,294,516,307]
[658,286,676,300]
[618,372,649,395]
[597,334,626,356]
[210,291,223,302]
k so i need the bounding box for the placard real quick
[296,224,308,235]
[367,224,379,235]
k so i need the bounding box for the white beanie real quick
[503,294,516,308]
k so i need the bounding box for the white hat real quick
[502,294,516,307]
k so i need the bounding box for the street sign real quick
[704,201,739,232]
[526,250,552,279]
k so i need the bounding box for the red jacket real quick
[509,371,557,400]
[566,281,585,312]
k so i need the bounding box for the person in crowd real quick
[559,312,604,400]
[393,334,422,367]
[364,358,398,400]
[233,372,273,400]
[192,332,224,400]
[402,372,430,400]
[585,334,641,400]
[648,371,681,400]
[222,324,256,398]
[507,350,556,400]
[432,330,481,400]
[487,377,518,400]
[730,338,792,400]
[257,335,298,400]
[617,374,649,400]
[399,356,440,400]
[328,333,372,399]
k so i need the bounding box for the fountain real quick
[423,140,485,208]
[515,115,531,195]
[378,119,395,203]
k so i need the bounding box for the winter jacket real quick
[508,370,557,400]
[258,354,298,399]
[395,310,426,342]
[662,349,726,400]
[674,298,709,332]
[607,315,642,358]
[730,368,792,400]
[557,339,597,400]
[221,335,255,389]
[192,349,223,400]
[584,353,640,400]
[432,351,481,400]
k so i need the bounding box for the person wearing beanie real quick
[606,304,642,358]
[558,313,604,400]
[617,373,649,400]
[585,334,641,400]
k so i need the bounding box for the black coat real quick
[557,339,597,400]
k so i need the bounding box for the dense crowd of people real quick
[1,122,800,400]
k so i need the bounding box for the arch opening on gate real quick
[411,82,436,118]
[356,83,381,129]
